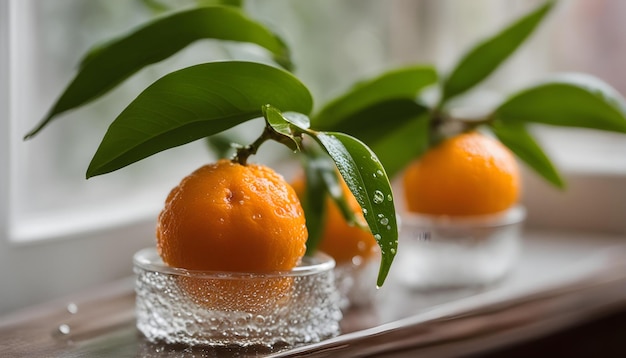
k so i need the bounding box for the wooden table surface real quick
[2,230,626,357]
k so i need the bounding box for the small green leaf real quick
[282,112,311,130]
[86,61,312,178]
[494,74,626,133]
[25,6,292,139]
[441,1,554,103]
[264,105,304,151]
[490,121,564,188]
[310,132,398,287]
[314,65,438,128]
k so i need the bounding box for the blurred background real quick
[1,0,625,315]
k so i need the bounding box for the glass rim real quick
[133,247,336,279]
[401,205,526,228]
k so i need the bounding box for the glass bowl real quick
[394,206,526,290]
[133,248,342,348]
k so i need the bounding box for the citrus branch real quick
[232,127,273,165]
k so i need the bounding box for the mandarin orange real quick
[156,159,307,311]
[403,131,520,216]
[157,159,307,272]
[291,176,378,265]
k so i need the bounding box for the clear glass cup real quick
[394,206,526,290]
[133,248,342,348]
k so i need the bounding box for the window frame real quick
[0,0,157,316]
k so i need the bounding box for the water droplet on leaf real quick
[373,190,384,204]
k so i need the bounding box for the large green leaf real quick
[313,65,437,128]
[490,121,564,188]
[441,1,554,103]
[25,6,291,139]
[87,61,312,178]
[494,74,626,133]
[310,132,398,286]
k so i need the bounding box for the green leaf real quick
[313,65,438,128]
[299,146,363,255]
[314,158,362,229]
[264,105,306,151]
[318,98,429,147]
[25,6,292,139]
[86,61,312,178]
[441,1,554,103]
[313,97,430,179]
[309,132,398,287]
[490,121,564,188]
[282,111,311,130]
[300,153,331,256]
[370,112,430,178]
[302,156,334,255]
[494,74,626,133]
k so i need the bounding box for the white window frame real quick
[0,0,157,316]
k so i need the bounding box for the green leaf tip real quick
[490,121,565,189]
[25,5,293,139]
[309,131,398,286]
[495,73,626,134]
[489,72,626,188]
[441,0,555,103]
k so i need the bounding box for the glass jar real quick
[394,206,526,290]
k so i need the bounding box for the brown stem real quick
[232,128,272,165]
